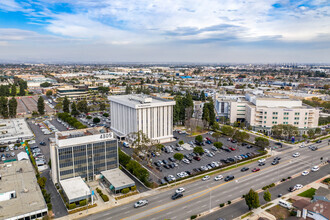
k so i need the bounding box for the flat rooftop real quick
[0,118,34,143]
[101,168,135,190]
[56,127,107,140]
[108,94,175,108]
[0,160,47,219]
[60,177,91,203]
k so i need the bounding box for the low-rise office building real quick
[56,85,88,100]
[0,160,48,220]
[50,127,118,184]
[0,118,34,144]
[109,94,175,143]
[60,177,91,204]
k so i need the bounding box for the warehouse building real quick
[108,94,175,143]
[0,160,48,220]
[0,118,34,144]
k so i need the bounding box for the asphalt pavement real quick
[200,163,330,220]
[81,139,330,220]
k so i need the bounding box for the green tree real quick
[46,90,53,97]
[213,142,223,149]
[71,102,79,117]
[0,97,9,118]
[245,189,260,210]
[307,129,315,139]
[37,96,45,115]
[98,86,110,95]
[263,189,271,202]
[315,127,321,134]
[254,137,269,148]
[93,117,101,123]
[62,96,70,113]
[178,140,184,145]
[174,153,184,161]
[221,125,235,136]
[119,148,131,167]
[212,132,222,142]
[19,83,25,96]
[77,100,88,114]
[211,122,220,131]
[193,146,204,154]
[195,135,203,143]
[10,84,16,96]
[8,97,17,118]
[125,85,133,94]
[202,107,210,125]
[99,102,106,111]
[200,91,206,101]
[40,82,52,87]
[37,176,47,189]
[233,130,250,142]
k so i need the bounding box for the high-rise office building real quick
[109,94,175,143]
[50,127,118,184]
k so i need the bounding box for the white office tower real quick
[109,94,176,143]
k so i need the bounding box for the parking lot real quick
[120,131,262,184]
[77,112,111,128]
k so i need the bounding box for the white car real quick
[202,175,210,181]
[258,158,266,163]
[214,175,223,181]
[295,184,303,190]
[292,152,300,158]
[176,188,185,194]
[301,171,309,176]
[299,144,305,148]
[311,166,319,172]
[182,159,190,164]
[134,199,148,208]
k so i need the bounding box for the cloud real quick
[0,0,22,12]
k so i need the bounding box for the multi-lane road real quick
[82,140,330,220]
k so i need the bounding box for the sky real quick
[0,0,329,63]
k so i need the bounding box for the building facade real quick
[50,127,118,184]
[109,94,175,143]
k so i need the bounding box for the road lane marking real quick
[121,154,328,220]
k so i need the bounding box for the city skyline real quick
[0,0,329,63]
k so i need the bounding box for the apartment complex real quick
[50,127,118,184]
[215,93,319,134]
[109,94,175,143]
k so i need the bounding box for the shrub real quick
[69,203,76,210]
[220,203,225,207]
[79,200,87,206]
[227,200,231,205]
[287,176,291,179]
[47,203,52,210]
[191,215,197,219]
[101,194,109,202]
[121,188,130,194]
[131,185,137,191]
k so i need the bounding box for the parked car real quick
[193,156,201,161]
[316,140,322,143]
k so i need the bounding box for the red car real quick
[206,137,211,141]
[229,147,236,151]
[252,168,260,172]
[193,156,201,161]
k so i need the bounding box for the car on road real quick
[258,158,266,163]
[311,146,318,151]
[172,193,183,200]
[316,140,322,143]
[295,184,303,190]
[214,175,223,181]
[252,167,260,172]
[134,199,148,208]
[224,175,235,181]
[301,171,309,176]
[258,162,266,166]
[311,166,319,172]
[292,152,300,157]
[202,175,210,181]
[271,160,279,165]
[241,167,249,172]
[175,188,185,194]
[274,157,281,160]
